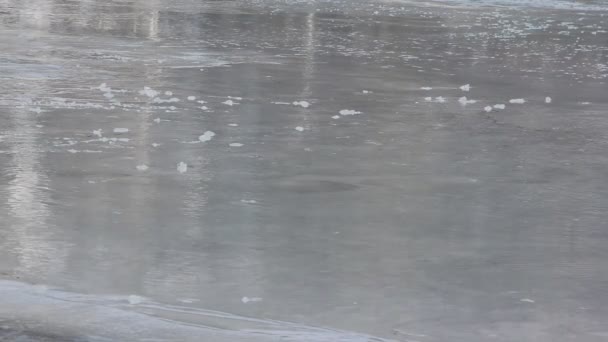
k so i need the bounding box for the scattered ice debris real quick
[164,91,173,96]
[93,129,103,137]
[545,97,552,104]
[113,128,129,134]
[228,123,239,127]
[136,164,149,172]
[128,295,145,305]
[295,126,305,132]
[458,97,477,105]
[153,118,161,123]
[198,131,216,142]
[152,97,180,104]
[187,96,196,101]
[177,162,188,173]
[229,143,244,147]
[420,87,433,90]
[332,115,340,119]
[493,104,506,110]
[484,106,493,112]
[339,109,362,115]
[139,87,159,98]
[460,84,471,92]
[241,297,263,304]
[197,100,207,104]
[509,98,526,104]
[292,101,310,108]
[222,100,235,106]
[520,298,535,303]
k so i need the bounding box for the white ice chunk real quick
[198,131,216,142]
[93,129,103,137]
[177,162,188,173]
[241,297,263,304]
[113,128,129,134]
[509,98,526,104]
[421,87,433,90]
[493,104,506,110]
[460,84,471,92]
[128,295,145,305]
[520,298,535,303]
[484,106,492,112]
[435,96,446,103]
[187,96,196,101]
[292,101,310,108]
[458,97,476,105]
[165,91,173,96]
[295,126,305,132]
[424,97,433,102]
[229,143,244,147]
[138,87,159,98]
[332,115,340,119]
[222,100,235,106]
[136,165,149,172]
[339,109,362,115]
[545,97,552,104]
[153,118,161,123]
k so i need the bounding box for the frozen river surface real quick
[1,0,608,341]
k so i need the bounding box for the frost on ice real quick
[113,128,129,134]
[509,98,526,104]
[339,109,362,116]
[177,162,188,174]
[292,101,310,108]
[198,131,216,142]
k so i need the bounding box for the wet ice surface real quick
[1,0,608,341]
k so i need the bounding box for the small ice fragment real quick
[198,131,216,142]
[187,96,196,101]
[293,101,310,108]
[103,92,114,99]
[339,109,361,115]
[458,97,476,105]
[421,87,433,90]
[295,126,305,132]
[435,96,446,103]
[200,106,209,110]
[424,97,433,102]
[136,164,149,172]
[128,295,144,305]
[509,98,526,104]
[113,128,129,134]
[222,100,235,106]
[241,297,263,304]
[98,83,111,92]
[545,97,552,104]
[177,162,188,173]
[228,123,239,127]
[153,118,161,123]
[460,84,471,92]
[165,91,173,96]
[67,149,78,154]
[151,143,160,148]
[178,298,200,304]
[241,199,257,204]
[93,129,103,137]
[332,115,340,119]
[362,90,370,94]
[229,143,244,147]
[520,298,535,303]
[493,104,506,110]
[138,87,159,98]
[484,106,492,112]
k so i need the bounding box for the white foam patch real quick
[0,280,397,342]
[177,162,188,173]
[339,109,361,116]
[509,98,526,104]
[199,131,216,142]
[293,101,310,108]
